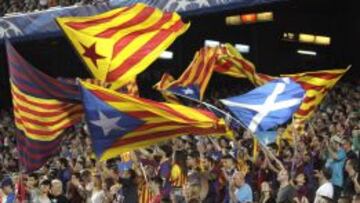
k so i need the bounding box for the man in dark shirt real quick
[50,179,70,203]
[276,169,296,203]
[343,158,360,197]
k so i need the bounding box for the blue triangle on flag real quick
[82,88,145,157]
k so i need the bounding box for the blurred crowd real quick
[0,81,360,203]
[0,0,108,16]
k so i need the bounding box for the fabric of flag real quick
[153,73,179,103]
[221,78,305,133]
[155,46,220,102]
[80,81,231,161]
[57,3,190,89]
[282,67,350,120]
[6,41,83,142]
[217,44,275,85]
[16,132,63,172]
[280,68,349,141]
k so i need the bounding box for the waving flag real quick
[221,78,304,133]
[80,81,231,160]
[282,67,349,120]
[156,46,220,102]
[6,41,82,141]
[153,73,179,103]
[217,44,275,85]
[57,3,190,89]
[280,67,350,141]
[6,41,82,172]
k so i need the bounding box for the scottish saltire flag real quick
[80,81,231,160]
[221,78,305,133]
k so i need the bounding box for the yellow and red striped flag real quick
[57,3,190,89]
[280,67,350,141]
[155,46,220,102]
[80,80,232,160]
[282,67,350,121]
[216,43,276,85]
[153,73,179,103]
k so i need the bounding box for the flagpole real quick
[165,90,248,130]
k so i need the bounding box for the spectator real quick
[50,179,69,203]
[276,169,296,203]
[0,177,15,203]
[314,167,334,203]
[36,179,52,203]
[259,181,275,203]
[229,171,253,203]
[325,135,347,201]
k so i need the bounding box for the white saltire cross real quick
[221,78,302,132]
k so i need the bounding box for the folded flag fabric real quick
[217,43,275,85]
[155,46,220,102]
[16,131,63,172]
[6,40,83,142]
[282,67,350,120]
[6,41,82,172]
[80,80,231,160]
[57,3,190,89]
[221,78,305,133]
[153,73,179,103]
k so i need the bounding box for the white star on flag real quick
[183,87,194,95]
[90,111,124,136]
[221,78,302,132]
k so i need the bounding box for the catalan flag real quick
[80,80,231,161]
[57,3,190,89]
[217,44,275,85]
[282,67,350,120]
[155,46,220,102]
[153,73,179,103]
[280,67,350,141]
[6,41,83,142]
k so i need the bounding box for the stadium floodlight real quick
[159,51,173,60]
[297,49,317,56]
[235,43,250,53]
[205,40,220,47]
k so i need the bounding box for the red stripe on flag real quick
[90,89,195,122]
[110,12,173,59]
[96,6,156,38]
[295,106,316,116]
[65,5,136,30]
[14,102,81,117]
[12,90,71,109]
[106,19,186,81]
[112,126,224,147]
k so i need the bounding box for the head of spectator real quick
[39,179,51,195]
[222,154,236,172]
[1,177,14,195]
[51,179,63,196]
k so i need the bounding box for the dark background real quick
[1,0,359,108]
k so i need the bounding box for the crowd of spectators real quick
[0,81,359,203]
[0,0,108,17]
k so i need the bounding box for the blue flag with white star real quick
[168,84,201,100]
[81,86,144,157]
[221,78,305,133]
